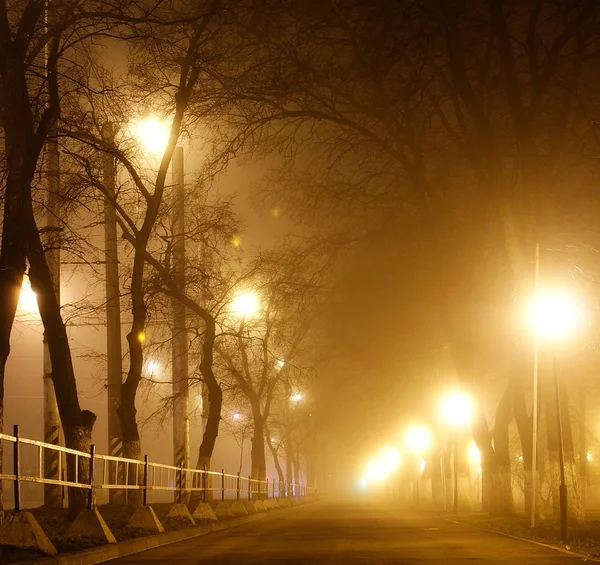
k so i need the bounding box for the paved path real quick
[107,501,588,564]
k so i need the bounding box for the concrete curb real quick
[425,512,600,563]
[19,501,314,565]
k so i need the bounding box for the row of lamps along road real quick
[361,285,584,541]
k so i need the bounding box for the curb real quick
[424,512,600,563]
[19,501,314,565]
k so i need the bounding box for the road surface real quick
[107,500,587,564]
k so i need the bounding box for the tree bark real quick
[250,400,267,491]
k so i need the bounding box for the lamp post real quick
[404,425,431,506]
[528,289,582,541]
[440,391,473,514]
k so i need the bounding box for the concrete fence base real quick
[128,506,165,533]
[0,511,57,556]
[66,509,116,544]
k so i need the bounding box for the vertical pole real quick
[554,354,568,541]
[202,466,207,504]
[248,475,251,501]
[453,440,458,514]
[143,455,149,506]
[579,385,587,513]
[236,472,240,501]
[13,425,20,512]
[42,0,62,511]
[531,242,540,528]
[171,146,189,503]
[103,123,124,505]
[178,463,184,504]
[221,469,225,502]
[272,478,275,499]
[88,445,95,510]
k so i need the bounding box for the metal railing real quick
[0,425,315,511]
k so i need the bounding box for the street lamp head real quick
[17,278,38,314]
[290,392,303,403]
[404,425,432,455]
[528,290,582,340]
[440,391,473,428]
[230,289,260,319]
[134,116,170,156]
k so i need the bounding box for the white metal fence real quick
[0,425,315,511]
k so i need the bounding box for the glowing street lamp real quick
[363,446,402,485]
[527,288,581,539]
[440,390,473,514]
[404,425,432,506]
[528,290,582,340]
[290,392,304,404]
[17,278,38,314]
[134,116,170,156]
[230,290,260,319]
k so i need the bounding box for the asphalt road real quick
[107,500,588,564]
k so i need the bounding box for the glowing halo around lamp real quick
[134,116,170,156]
[527,290,582,340]
[440,391,473,428]
[230,290,260,319]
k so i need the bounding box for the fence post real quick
[13,425,20,512]
[248,475,251,500]
[143,455,149,506]
[61,468,66,500]
[202,466,207,503]
[272,478,275,499]
[178,463,184,504]
[88,444,96,510]
[221,469,225,502]
[236,472,240,501]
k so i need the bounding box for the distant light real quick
[145,360,160,375]
[134,116,170,155]
[363,446,401,484]
[231,235,241,248]
[272,207,280,217]
[290,392,303,403]
[440,391,473,427]
[404,425,432,455]
[588,452,593,462]
[468,442,481,465]
[518,455,524,462]
[527,290,582,339]
[17,278,38,314]
[276,359,285,369]
[230,290,260,319]
[232,413,241,421]
[137,331,146,344]
[270,437,277,444]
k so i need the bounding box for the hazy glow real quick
[468,442,481,464]
[276,359,285,369]
[232,413,241,421]
[231,235,242,248]
[404,425,432,454]
[135,117,170,155]
[528,290,582,339]
[290,392,303,403]
[363,446,402,484]
[17,279,38,314]
[417,457,426,474]
[230,290,260,318]
[145,360,160,375]
[440,391,473,427]
[588,451,593,462]
[137,331,146,344]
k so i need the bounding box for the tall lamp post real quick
[440,391,473,514]
[404,425,431,506]
[529,289,582,541]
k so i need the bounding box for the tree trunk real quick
[190,316,222,507]
[250,401,267,497]
[265,423,285,483]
